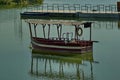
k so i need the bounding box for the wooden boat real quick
[25,19,96,55]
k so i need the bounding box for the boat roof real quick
[25,19,87,26]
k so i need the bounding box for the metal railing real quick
[23,3,117,13]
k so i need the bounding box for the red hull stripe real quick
[32,40,92,50]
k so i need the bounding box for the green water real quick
[0,0,120,80]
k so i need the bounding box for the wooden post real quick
[29,23,32,39]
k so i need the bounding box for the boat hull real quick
[31,37,93,55]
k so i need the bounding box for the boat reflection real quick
[30,52,96,80]
[93,21,119,30]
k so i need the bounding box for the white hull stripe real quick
[32,40,92,49]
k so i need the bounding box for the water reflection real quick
[0,9,23,41]
[118,21,120,29]
[13,9,23,41]
[30,52,95,80]
[93,21,118,30]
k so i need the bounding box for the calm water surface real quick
[0,0,120,80]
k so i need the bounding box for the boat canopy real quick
[25,19,93,41]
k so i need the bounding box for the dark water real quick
[0,0,120,80]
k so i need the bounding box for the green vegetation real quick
[0,0,43,9]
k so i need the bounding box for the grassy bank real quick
[0,0,43,9]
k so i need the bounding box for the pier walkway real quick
[20,3,120,20]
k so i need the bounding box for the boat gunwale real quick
[32,37,93,48]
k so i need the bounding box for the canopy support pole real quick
[57,24,62,39]
[28,23,32,39]
[90,26,92,41]
[74,25,79,40]
[60,24,62,40]
[34,24,37,37]
[42,24,46,38]
[48,24,51,39]
[57,25,60,39]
